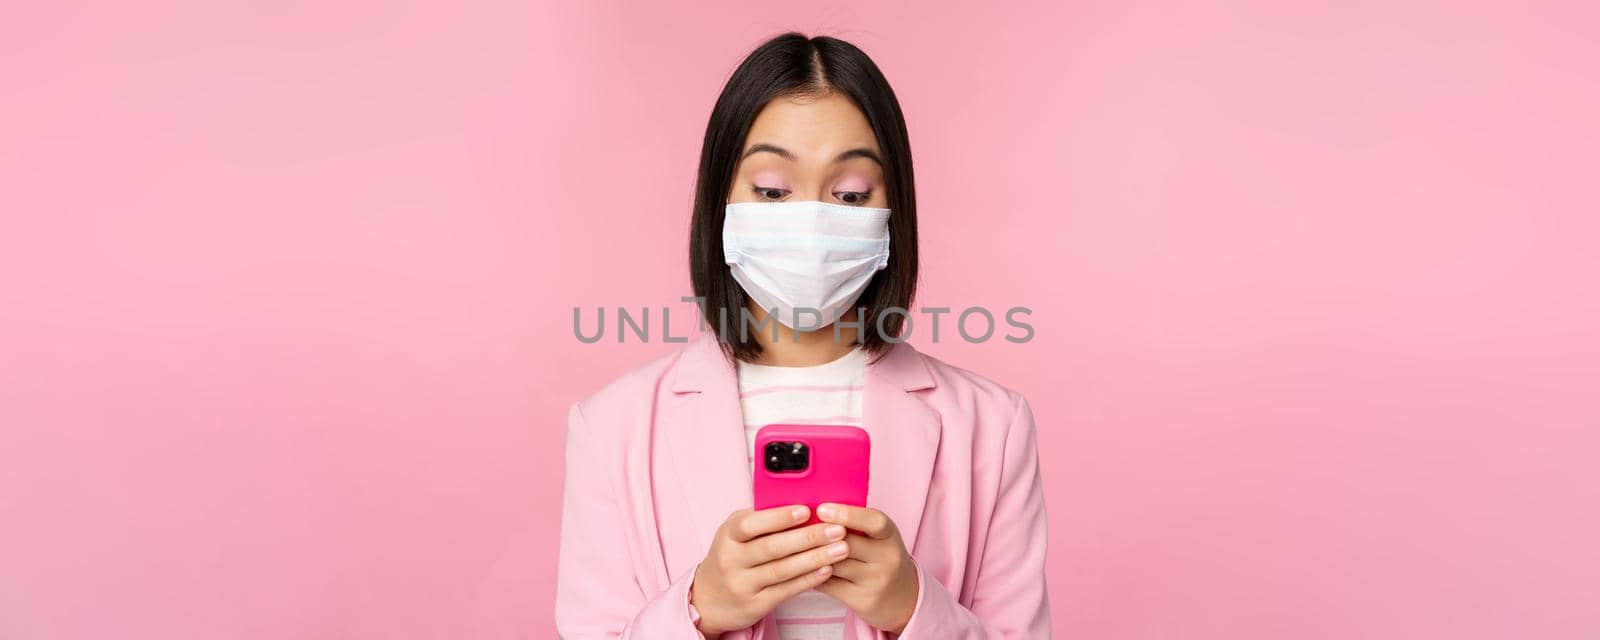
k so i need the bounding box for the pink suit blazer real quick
[556,333,1050,639]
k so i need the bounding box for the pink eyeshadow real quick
[834,175,872,192]
[749,171,789,189]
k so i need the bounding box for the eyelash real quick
[750,186,874,205]
[752,186,790,200]
[834,190,872,205]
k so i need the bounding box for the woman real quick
[556,33,1050,639]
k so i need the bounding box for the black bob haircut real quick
[688,32,919,363]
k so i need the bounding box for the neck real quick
[744,303,861,367]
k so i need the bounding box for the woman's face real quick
[727,92,887,208]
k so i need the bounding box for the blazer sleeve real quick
[555,401,708,639]
[895,395,1051,639]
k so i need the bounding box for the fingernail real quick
[827,542,848,559]
[817,504,836,519]
[824,525,845,540]
[790,506,808,521]
[815,565,832,577]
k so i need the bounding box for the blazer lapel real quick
[663,333,756,549]
[861,340,940,552]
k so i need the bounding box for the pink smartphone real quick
[753,424,870,526]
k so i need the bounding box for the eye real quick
[752,186,791,201]
[833,190,872,205]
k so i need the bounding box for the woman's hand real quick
[814,503,921,634]
[690,505,850,638]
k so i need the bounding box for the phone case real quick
[753,424,870,525]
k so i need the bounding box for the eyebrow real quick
[741,143,884,167]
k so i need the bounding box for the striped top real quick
[737,347,869,640]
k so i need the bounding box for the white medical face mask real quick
[723,200,891,331]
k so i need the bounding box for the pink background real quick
[3,1,1598,638]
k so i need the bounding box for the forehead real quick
[744,92,880,158]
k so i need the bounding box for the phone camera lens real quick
[763,440,810,473]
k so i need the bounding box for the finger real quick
[749,540,850,589]
[816,503,896,540]
[756,562,835,604]
[727,505,809,542]
[839,532,882,558]
[815,575,860,601]
[826,557,870,582]
[740,522,847,567]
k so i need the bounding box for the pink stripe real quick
[739,384,863,398]
[745,416,858,428]
[775,616,848,625]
